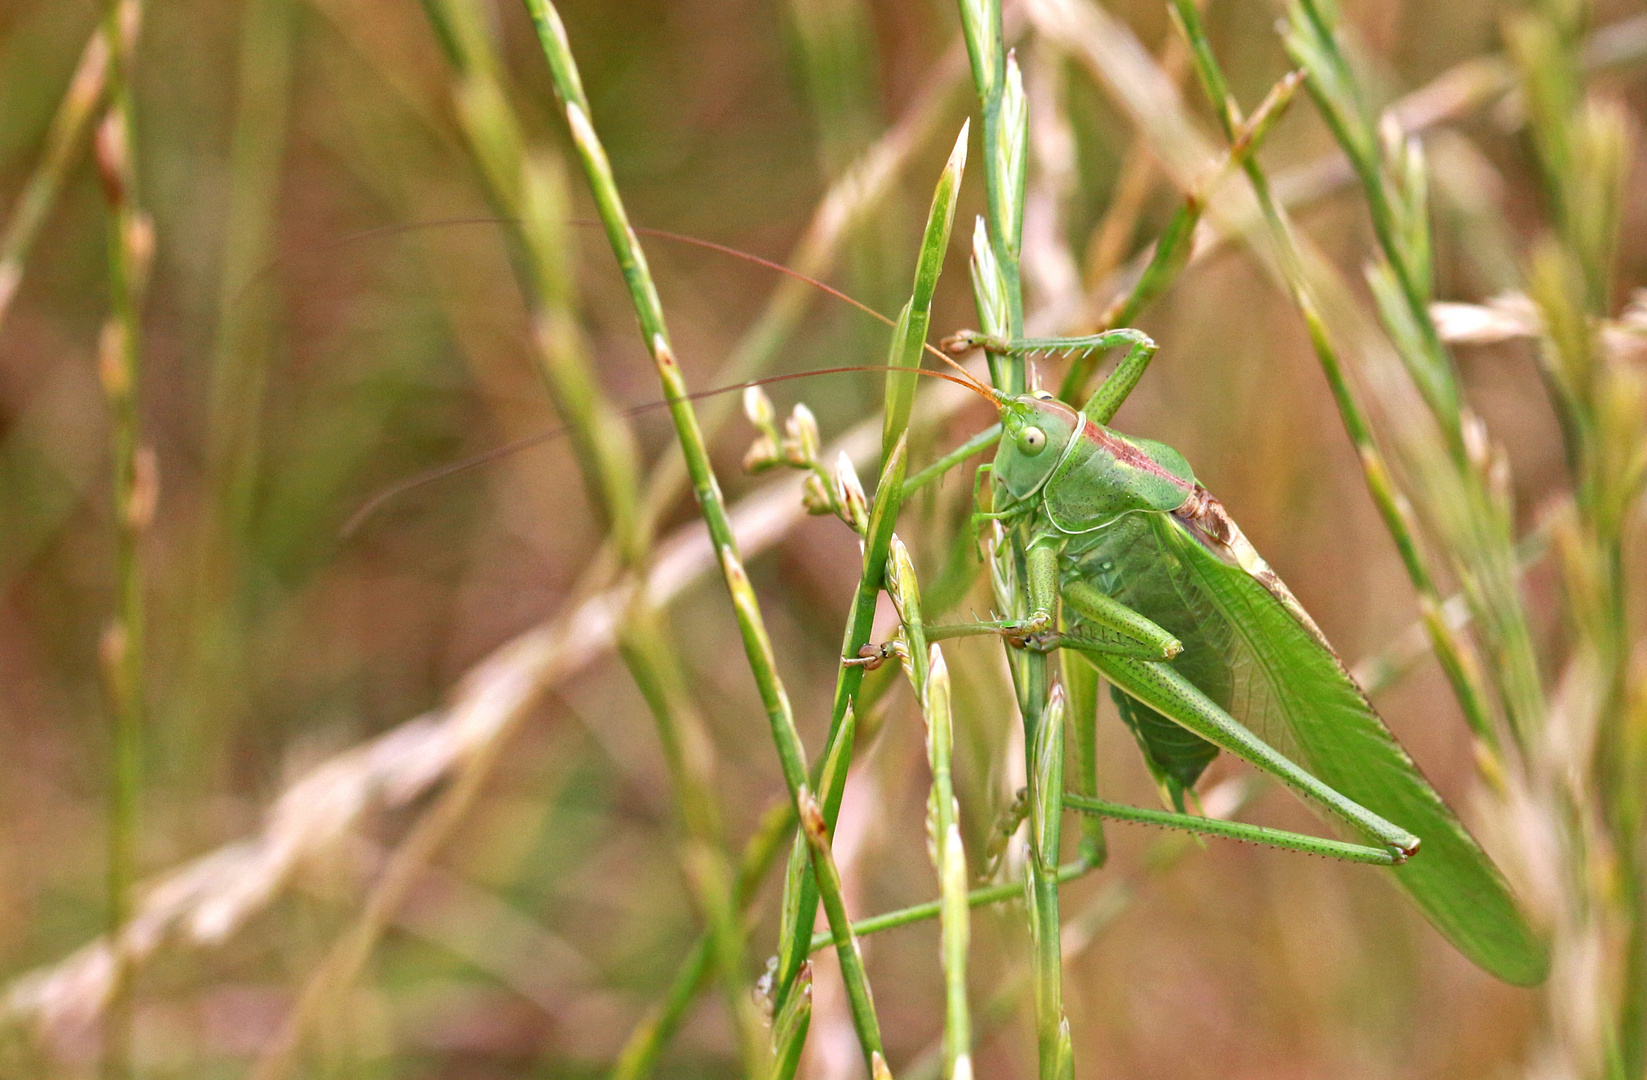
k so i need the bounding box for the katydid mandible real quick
[881,328,1547,987]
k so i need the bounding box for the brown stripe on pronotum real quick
[1083,419,1195,493]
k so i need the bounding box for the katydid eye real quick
[1017,426,1047,455]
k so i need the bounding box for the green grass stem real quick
[420,3,772,1071]
[173,0,296,804]
[521,0,900,1066]
[885,537,972,1078]
[0,24,108,334]
[1277,1,1546,752]
[1167,0,1502,754]
[768,121,967,1038]
[956,2,1066,1075]
[1057,66,1300,404]
[94,3,148,1077]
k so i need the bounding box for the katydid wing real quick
[984,380,1547,986]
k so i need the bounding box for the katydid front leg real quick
[944,328,1159,423]
[909,549,1184,660]
[922,538,1061,644]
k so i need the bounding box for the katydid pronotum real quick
[842,327,1547,987]
[343,218,1545,987]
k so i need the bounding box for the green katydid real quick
[338,217,1546,987]
[873,327,1548,987]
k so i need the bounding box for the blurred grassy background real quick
[0,0,1642,1077]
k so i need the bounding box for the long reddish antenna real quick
[244,214,994,395]
[618,222,993,394]
[340,364,991,538]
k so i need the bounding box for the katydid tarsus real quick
[337,216,1546,987]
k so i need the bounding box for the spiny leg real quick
[1092,654,1421,861]
[1062,794,1398,865]
[797,789,1399,959]
[922,537,1060,644]
[1059,580,1181,659]
[919,552,1187,661]
[945,328,1158,424]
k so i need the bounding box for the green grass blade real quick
[1061,650,1105,866]
[522,1,897,1066]
[883,123,968,464]
[886,538,973,1079]
[770,119,967,1022]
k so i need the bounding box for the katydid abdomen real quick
[1065,514,1227,808]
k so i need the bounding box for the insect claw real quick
[1018,632,1060,653]
[846,641,903,671]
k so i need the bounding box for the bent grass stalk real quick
[767,123,969,1062]
[0,23,108,332]
[419,0,764,1070]
[519,0,936,1068]
[1058,63,1302,403]
[1166,0,1502,756]
[1278,2,1540,753]
[94,2,148,1078]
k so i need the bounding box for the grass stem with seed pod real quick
[93,2,148,1078]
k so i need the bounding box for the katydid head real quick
[991,391,1082,501]
[992,389,1199,522]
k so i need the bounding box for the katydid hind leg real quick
[1062,794,1399,866]
[1094,655,1422,861]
